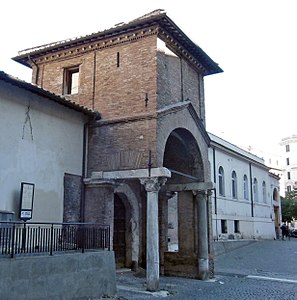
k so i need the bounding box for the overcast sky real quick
[1,0,296,157]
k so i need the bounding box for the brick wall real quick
[157,51,203,119]
[34,35,158,121]
[87,117,157,174]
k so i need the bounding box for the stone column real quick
[194,190,209,280]
[140,177,167,292]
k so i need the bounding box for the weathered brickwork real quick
[157,52,203,121]
[87,117,158,174]
[18,11,222,279]
[32,35,158,121]
[63,173,82,222]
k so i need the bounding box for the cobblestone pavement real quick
[111,239,297,300]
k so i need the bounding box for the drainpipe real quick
[212,147,218,240]
[28,55,39,85]
[80,113,101,222]
[80,121,89,222]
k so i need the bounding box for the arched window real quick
[253,178,258,202]
[218,166,225,196]
[273,188,279,201]
[243,175,249,200]
[262,181,267,203]
[231,171,237,199]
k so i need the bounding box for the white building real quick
[209,133,281,240]
[280,135,297,194]
[0,71,98,223]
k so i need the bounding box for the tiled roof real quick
[0,71,100,119]
[13,10,223,76]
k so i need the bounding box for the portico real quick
[84,167,170,291]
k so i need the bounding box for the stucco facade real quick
[209,133,281,240]
[0,72,96,223]
[280,135,297,194]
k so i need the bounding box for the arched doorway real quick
[162,127,205,278]
[113,194,126,267]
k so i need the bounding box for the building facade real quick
[280,135,297,194]
[13,10,223,287]
[0,71,97,223]
[209,133,281,240]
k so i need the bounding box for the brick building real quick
[13,10,222,290]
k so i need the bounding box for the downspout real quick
[80,113,100,222]
[80,121,89,222]
[212,147,218,241]
[249,162,254,217]
[28,55,39,85]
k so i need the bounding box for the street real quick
[115,239,297,299]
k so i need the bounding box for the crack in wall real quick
[22,104,34,141]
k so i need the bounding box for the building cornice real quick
[12,10,222,76]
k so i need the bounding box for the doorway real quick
[114,194,126,267]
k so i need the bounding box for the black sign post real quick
[19,182,35,221]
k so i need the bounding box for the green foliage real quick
[281,190,297,222]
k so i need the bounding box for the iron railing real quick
[0,221,110,258]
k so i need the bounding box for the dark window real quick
[234,220,240,233]
[218,166,225,196]
[231,171,237,199]
[288,172,291,180]
[243,175,249,200]
[287,157,290,165]
[64,66,79,95]
[253,178,258,202]
[221,220,227,234]
[117,52,120,67]
[286,144,290,152]
[262,181,267,203]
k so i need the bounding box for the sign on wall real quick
[19,182,35,221]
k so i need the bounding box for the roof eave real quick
[12,12,222,75]
[0,71,100,119]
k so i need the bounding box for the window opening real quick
[231,171,237,199]
[253,178,258,202]
[64,66,79,95]
[243,175,249,200]
[234,220,240,233]
[117,52,120,67]
[221,220,227,234]
[168,193,178,252]
[218,166,225,196]
[262,181,267,203]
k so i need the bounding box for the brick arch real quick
[163,128,204,184]
[156,107,210,182]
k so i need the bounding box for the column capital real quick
[140,177,167,192]
[192,189,213,197]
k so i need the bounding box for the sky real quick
[1,0,296,158]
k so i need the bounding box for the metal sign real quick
[19,182,35,221]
